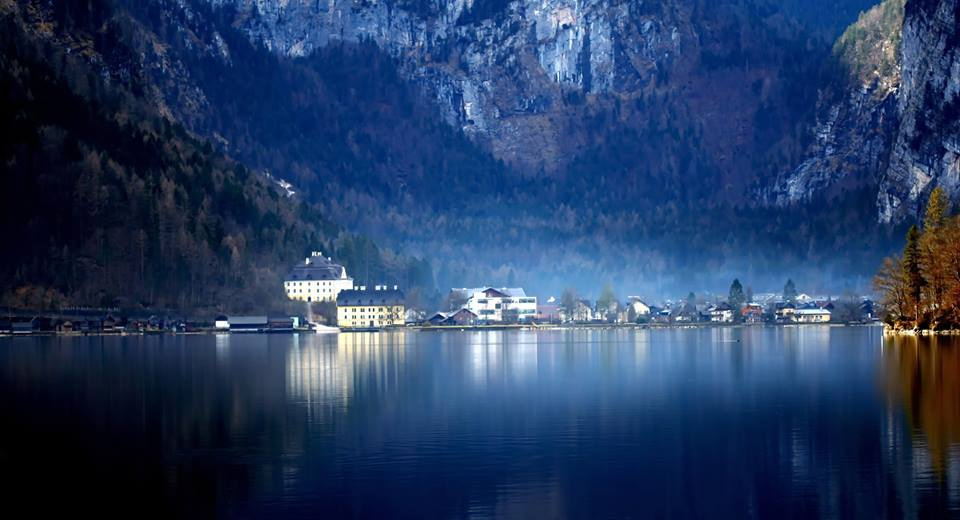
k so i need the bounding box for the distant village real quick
[279,252,878,331]
[0,251,878,335]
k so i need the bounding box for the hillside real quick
[771,0,960,225]
[766,0,903,207]
[0,0,433,312]
[5,0,957,300]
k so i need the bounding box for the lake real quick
[2,326,959,518]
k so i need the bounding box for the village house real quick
[741,304,765,323]
[11,317,37,334]
[405,308,425,324]
[284,251,354,303]
[425,312,447,326]
[653,307,673,323]
[454,287,537,323]
[571,300,594,322]
[228,316,269,333]
[709,303,734,323]
[337,286,405,329]
[214,315,229,330]
[536,300,562,323]
[793,308,831,323]
[426,308,478,326]
[594,301,619,322]
[626,297,652,316]
[775,302,796,322]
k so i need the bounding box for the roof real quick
[453,287,528,298]
[228,316,268,325]
[337,289,405,307]
[795,308,831,315]
[285,254,350,282]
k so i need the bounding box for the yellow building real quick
[284,251,354,303]
[336,287,405,329]
[793,308,831,323]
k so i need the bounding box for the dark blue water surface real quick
[3,326,960,518]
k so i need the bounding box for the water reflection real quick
[5,327,960,517]
[883,334,960,502]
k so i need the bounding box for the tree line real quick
[875,188,960,330]
[0,2,435,314]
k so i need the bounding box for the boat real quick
[310,323,340,334]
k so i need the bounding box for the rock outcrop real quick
[767,0,902,208]
[879,0,960,222]
[771,0,960,223]
[201,0,690,173]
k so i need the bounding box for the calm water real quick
[2,326,960,518]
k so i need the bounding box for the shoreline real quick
[0,321,883,337]
[882,327,960,336]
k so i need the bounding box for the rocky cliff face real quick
[771,0,960,223]
[767,0,902,207]
[203,0,687,173]
[6,0,914,294]
[195,0,820,192]
[879,0,960,222]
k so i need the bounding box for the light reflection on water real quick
[3,327,960,517]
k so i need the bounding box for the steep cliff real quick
[771,0,960,224]
[189,0,826,201]
[205,0,685,173]
[6,0,916,296]
[767,0,902,206]
[879,0,960,222]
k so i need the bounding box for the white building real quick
[626,297,652,316]
[454,287,537,323]
[709,304,734,323]
[284,251,354,303]
[794,308,831,323]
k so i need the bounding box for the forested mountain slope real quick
[0,0,432,311]
[6,0,957,300]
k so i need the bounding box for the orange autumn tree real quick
[875,188,960,330]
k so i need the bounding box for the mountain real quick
[5,0,957,301]
[765,0,903,208]
[192,0,825,200]
[73,0,871,295]
[881,0,960,222]
[0,0,433,312]
[776,0,889,38]
[770,0,960,224]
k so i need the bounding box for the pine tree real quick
[597,283,617,316]
[729,279,745,310]
[903,225,924,324]
[561,288,579,321]
[921,188,950,316]
[783,279,797,303]
[924,187,949,231]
